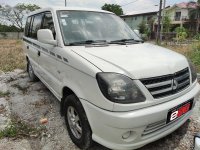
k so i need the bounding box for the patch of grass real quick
[0,116,46,139]
[0,123,17,138]
[1,39,199,73]
[0,40,26,72]
[189,43,200,72]
[162,42,200,72]
[0,91,10,98]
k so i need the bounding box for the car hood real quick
[71,43,188,79]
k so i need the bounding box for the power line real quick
[121,0,140,7]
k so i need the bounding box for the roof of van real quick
[28,7,114,16]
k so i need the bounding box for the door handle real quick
[38,51,40,56]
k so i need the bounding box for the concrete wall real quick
[122,14,157,31]
[181,9,189,19]
[165,7,189,22]
[122,16,144,30]
[0,32,24,39]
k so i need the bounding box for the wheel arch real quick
[60,86,78,116]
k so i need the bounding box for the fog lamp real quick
[122,131,131,139]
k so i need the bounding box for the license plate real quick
[167,99,193,124]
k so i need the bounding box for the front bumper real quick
[81,83,200,150]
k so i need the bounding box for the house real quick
[160,2,198,31]
[121,2,199,32]
[120,10,158,30]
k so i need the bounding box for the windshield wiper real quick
[110,39,143,44]
[68,40,108,46]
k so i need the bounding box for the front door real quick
[37,12,61,97]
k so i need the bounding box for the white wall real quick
[0,32,24,39]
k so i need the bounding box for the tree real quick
[189,1,200,32]
[0,24,21,32]
[101,3,123,16]
[0,3,40,31]
[138,20,148,34]
[138,20,150,40]
[163,15,171,32]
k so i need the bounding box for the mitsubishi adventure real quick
[23,7,200,150]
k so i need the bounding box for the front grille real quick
[141,68,190,99]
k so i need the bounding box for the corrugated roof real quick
[176,2,197,9]
[121,2,198,17]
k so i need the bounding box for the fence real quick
[0,32,24,39]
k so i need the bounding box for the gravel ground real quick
[0,70,199,150]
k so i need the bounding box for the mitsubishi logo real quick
[172,79,178,90]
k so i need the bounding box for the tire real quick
[64,94,93,149]
[27,60,38,82]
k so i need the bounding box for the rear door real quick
[24,13,44,74]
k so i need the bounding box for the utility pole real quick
[156,0,163,43]
[160,0,166,41]
[65,0,67,7]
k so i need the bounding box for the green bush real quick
[138,20,148,34]
[175,27,188,41]
[193,33,200,40]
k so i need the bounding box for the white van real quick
[23,7,200,150]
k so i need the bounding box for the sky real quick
[0,0,195,14]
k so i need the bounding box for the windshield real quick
[57,11,142,45]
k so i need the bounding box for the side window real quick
[25,17,31,37]
[42,12,56,39]
[31,13,43,39]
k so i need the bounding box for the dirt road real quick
[0,70,199,150]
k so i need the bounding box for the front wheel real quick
[64,94,93,149]
[27,61,38,82]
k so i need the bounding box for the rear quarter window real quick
[24,17,31,37]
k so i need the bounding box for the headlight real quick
[188,59,197,83]
[96,73,146,104]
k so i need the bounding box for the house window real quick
[175,12,181,21]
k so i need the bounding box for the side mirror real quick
[134,29,141,38]
[37,29,57,46]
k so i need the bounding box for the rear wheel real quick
[27,61,38,82]
[64,94,93,149]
